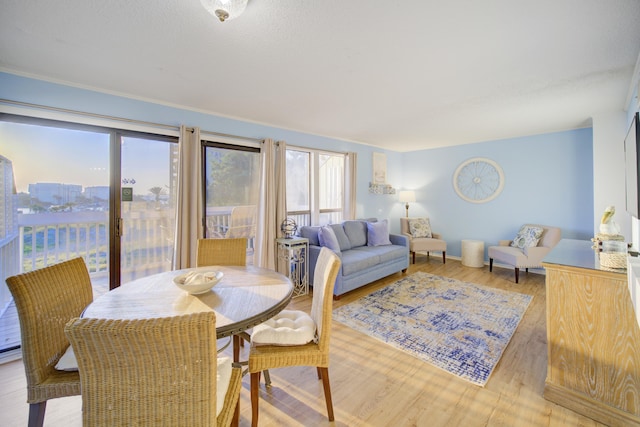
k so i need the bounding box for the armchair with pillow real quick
[488,224,561,283]
[400,217,447,264]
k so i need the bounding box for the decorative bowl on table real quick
[173,270,223,295]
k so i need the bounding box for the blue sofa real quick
[298,219,409,298]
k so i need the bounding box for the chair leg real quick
[489,258,493,272]
[263,369,272,386]
[232,397,240,427]
[442,251,446,264]
[515,268,519,283]
[318,367,335,421]
[412,251,415,264]
[251,372,260,427]
[233,335,239,363]
[28,402,46,427]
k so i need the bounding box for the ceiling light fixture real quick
[200,0,248,22]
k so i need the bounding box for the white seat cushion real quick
[55,345,78,371]
[251,310,316,346]
[216,356,232,417]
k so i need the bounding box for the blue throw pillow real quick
[298,225,321,246]
[367,219,391,246]
[318,226,341,253]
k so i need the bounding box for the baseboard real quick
[544,381,640,426]
[0,348,22,365]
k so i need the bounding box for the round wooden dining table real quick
[83,265,294,339]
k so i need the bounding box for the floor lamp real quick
[399,191,416,218]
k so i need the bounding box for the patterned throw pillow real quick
[510,225,544,249]
[409,218,432,238]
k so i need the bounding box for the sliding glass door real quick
[119,135,178,283]
[0,114,178,353]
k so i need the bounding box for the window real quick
[286,147,346,226]
[202,141,260,263]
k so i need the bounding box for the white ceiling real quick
[1,0,640,152]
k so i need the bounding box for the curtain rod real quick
[0,98,263,143]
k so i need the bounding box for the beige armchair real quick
[488,224,561,283]
[400,217,447,264]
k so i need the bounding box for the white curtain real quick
[345,152,358,220]
[255,139,287,269]
[173,125,202,269]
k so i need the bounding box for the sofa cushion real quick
[510,225,543,249]
[409,218,432,238]
[299,225,320,246]
[318,226,341,253]
[352,244,407,264]
[343,220,368,247]
[329,223,352,251]
[367,219,391,246]
[340,249,380,276]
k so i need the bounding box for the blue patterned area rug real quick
[333,272,532,386]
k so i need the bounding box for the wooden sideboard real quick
[542,239,640,426]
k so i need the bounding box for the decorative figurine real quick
[592,205,625,250]
[599,205,621,236]
[280,218,298,239]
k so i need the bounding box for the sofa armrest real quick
[401,231,412,241]
[432,232,442,239]
[499,240,512,246]
[389,233,409,247]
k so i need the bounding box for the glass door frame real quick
[0,113,178,290]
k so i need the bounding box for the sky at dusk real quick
[0,121,172,197]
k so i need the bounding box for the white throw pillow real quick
[251,310,317,346]
[216,357,232,417]
[55,345,78,371]
[409,218,432,238]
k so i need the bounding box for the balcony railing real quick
[2,206,249,283]
[0,206,252,352]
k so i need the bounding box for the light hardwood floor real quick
[0,257,606,426]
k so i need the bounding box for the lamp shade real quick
[398,190,416,203]
[201,0,248,22]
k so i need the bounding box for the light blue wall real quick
[400,130,594,258]
[0,72,594,260]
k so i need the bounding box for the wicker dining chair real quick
[248,247,341,427]
[197,237,247,267]
[197,237,248,361]
[64,312,242,427]
[5,257,93,427]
